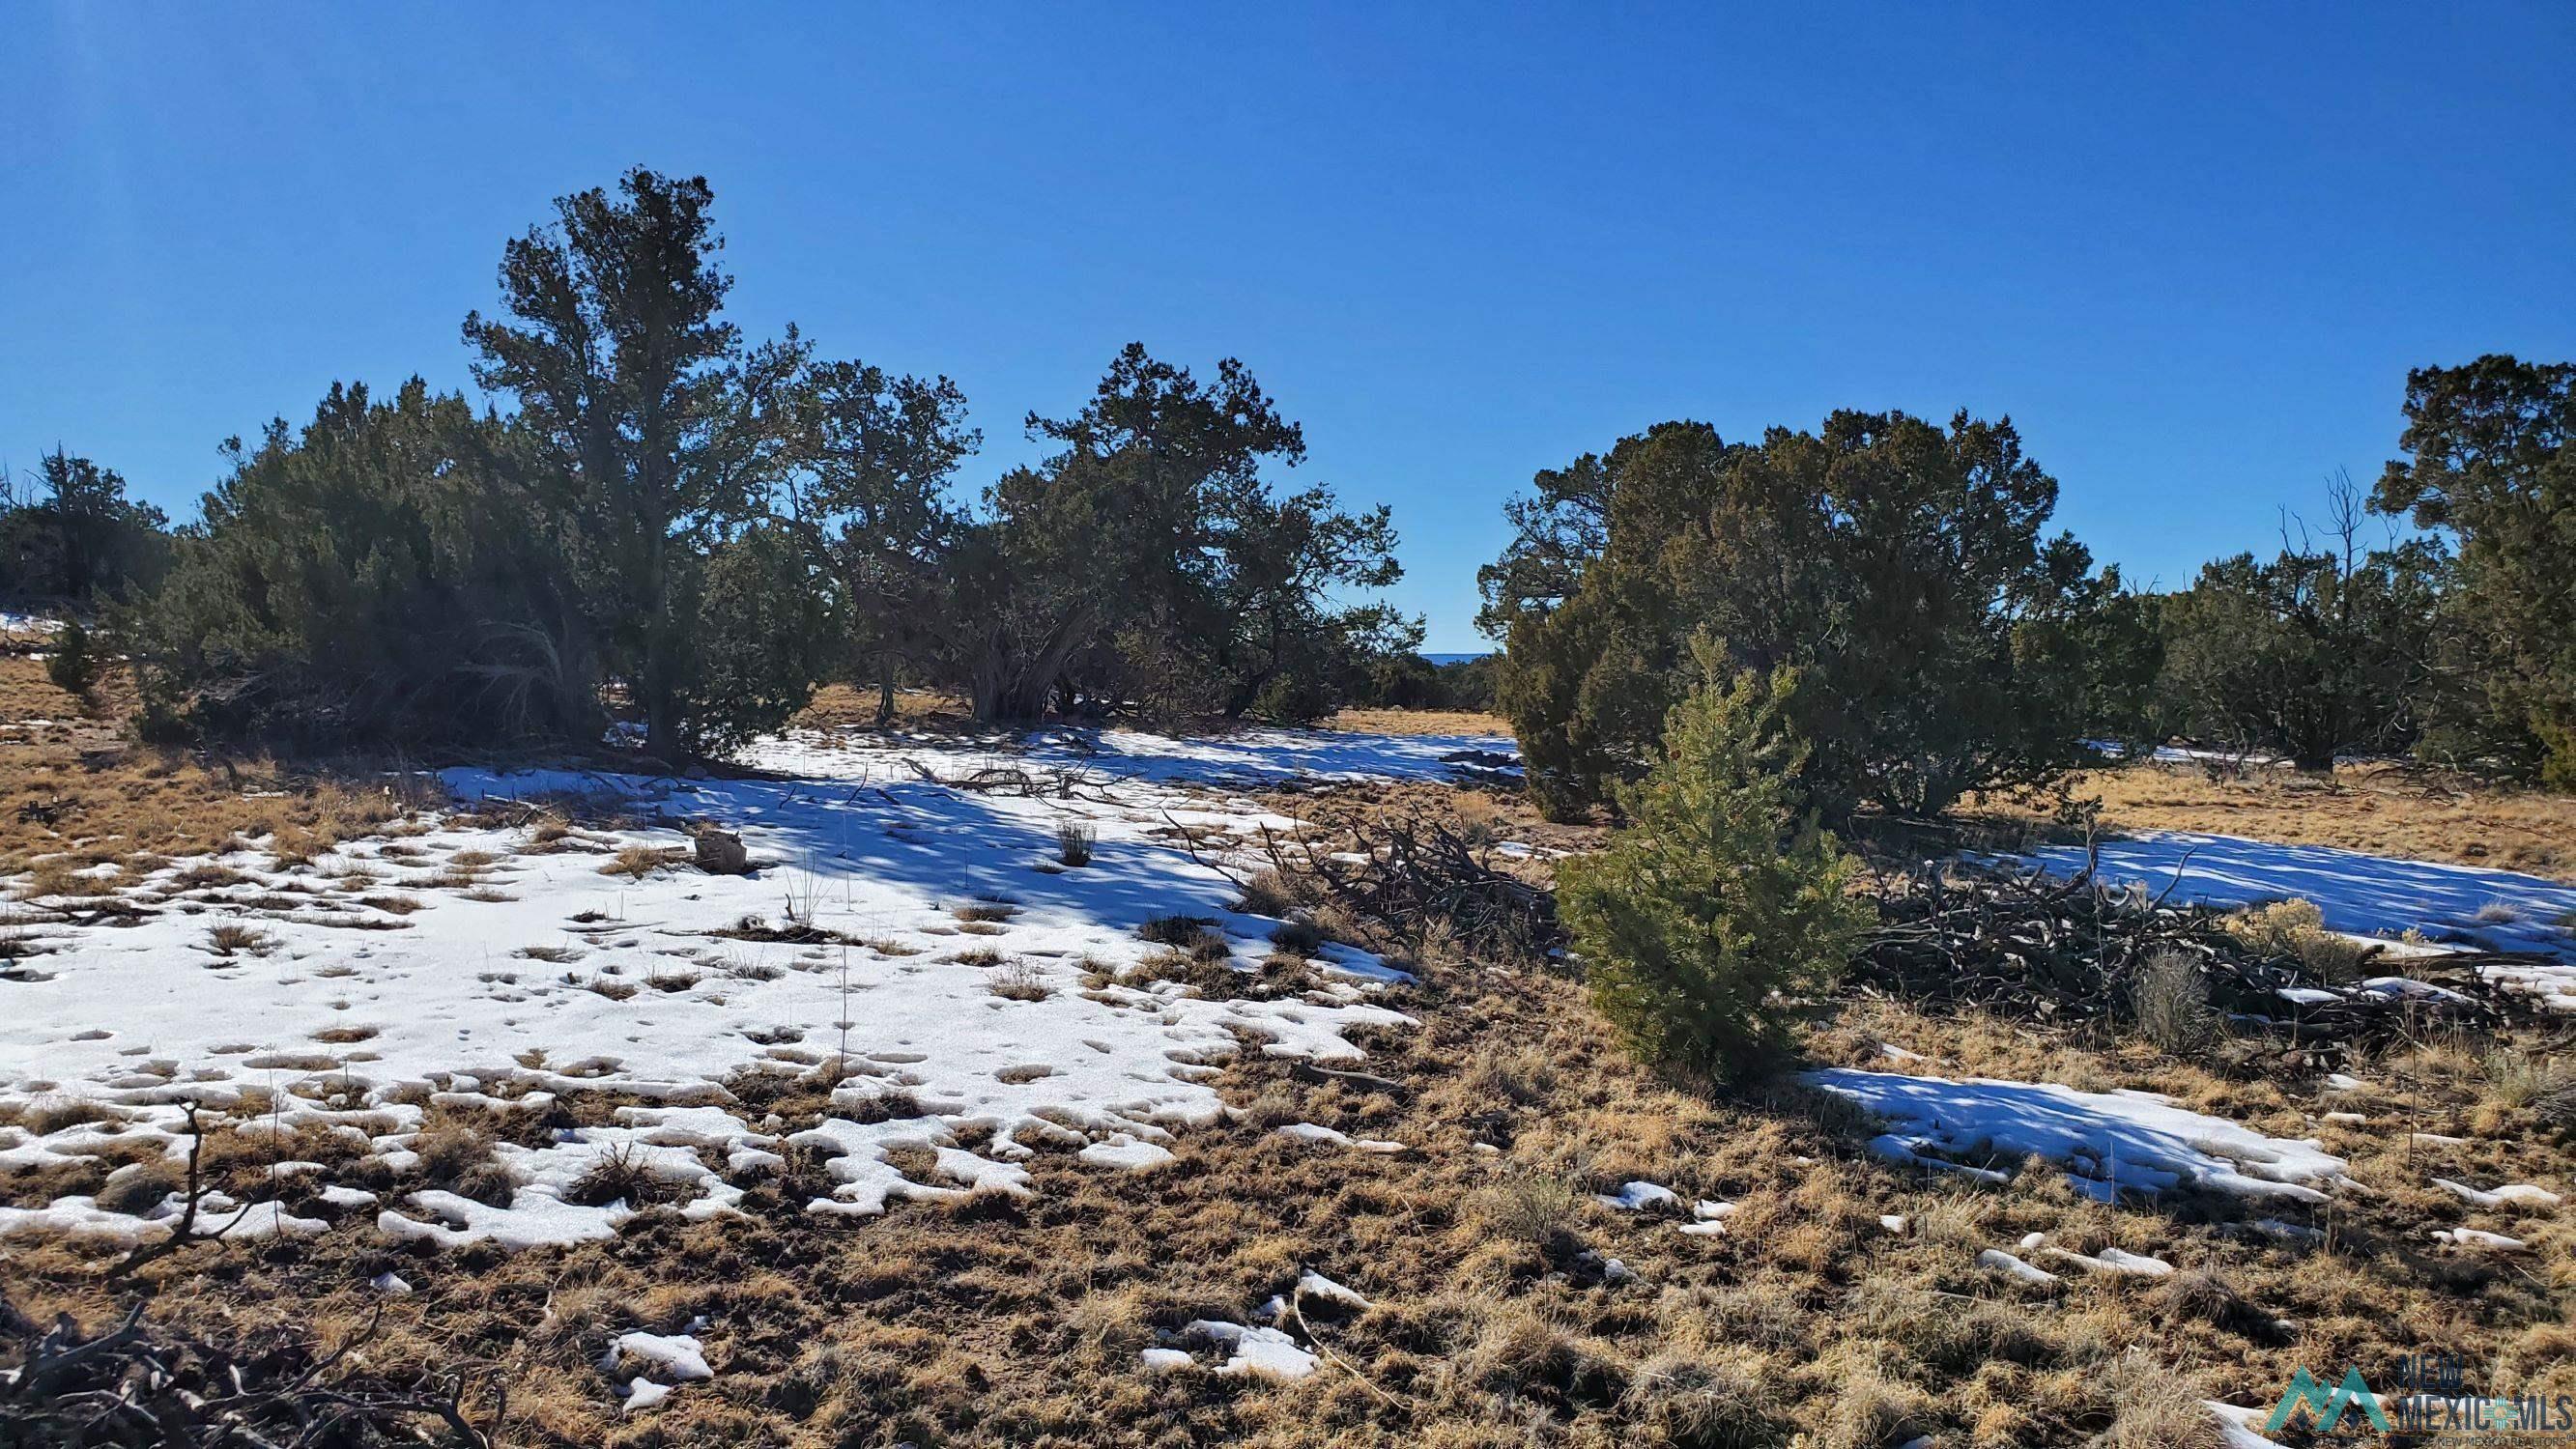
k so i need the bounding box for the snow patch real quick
[1811,1067,2350,1203]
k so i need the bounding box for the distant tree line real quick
[14,169,1420,758]
[1484,355,2576,815]
[11,173,2571,793]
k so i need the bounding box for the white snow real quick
[1274,1122,1407,1153]
[2040,1244,2174,1278]
[2431,1178,2560,1210]
[1977,1248,2059,1286]
[1186,1320,1318,1379]
[0,726,1483,1247]
[1295,1270,1371,1310]
[605,1331,714,1381]
[620,1378,672,1412]
[1810,1067,2351,1203]
[1077,1133,1176,1172]
[2431,1227,2529,1252]
[1592,1179,1680,1211]
[2205,1402,2288,1448]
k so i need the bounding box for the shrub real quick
[44,619,99,696]
[2224,898,2368,980]
[1557,658,1871,1082]
[988,959,1050,1001]
[1055,821,1095,867]
[2132,950,2218,1057]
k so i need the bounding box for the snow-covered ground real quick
[2014,830,2576,1009]
[1807,1068,2351,1204]
[0,725,1511,1248]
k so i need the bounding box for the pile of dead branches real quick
[899,757,1130,805]
[0,1301,488,1447]
[1856,854,2521,1054]
[1252,816,1560,966]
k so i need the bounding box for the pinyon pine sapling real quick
[1558,657,1872,1082]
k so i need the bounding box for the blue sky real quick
[4,5,2570,651]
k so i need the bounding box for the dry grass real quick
[11,945,2565,1447]
[0,658,423,886]
[1326,706,1511,738]
[987,959,1050,1002]
[600,844,688,881]
[1974,758,2576,882]
[6,667,2571,1443]
[787,682,974,731]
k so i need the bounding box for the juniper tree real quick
[783,358,980,725]
[2371,355,2576,784]
[1492,412,2156,820]
[129,380,595,746]
[2158,474,2445,769]
[962,345,1415,723]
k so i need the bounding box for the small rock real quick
[693,829,749,875]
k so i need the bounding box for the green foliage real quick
[1248,670,1336,726]
[44,617,99,696]
[679,523,836,757]
[465,167,811,761]
[2371,355,2576,785]
[783,357,980,725]
[2157,475,2445,768]
[961,344,1417,722]
[1491,413,2154,820]
[130,380,595,749]
[1349,652,1500,712]
[1557,659,1873,1082]
[0,448,170,609]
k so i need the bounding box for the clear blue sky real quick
[5,4,2570,651]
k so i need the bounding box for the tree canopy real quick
[1491,411,2156,820]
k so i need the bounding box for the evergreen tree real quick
[963,345,1414,723]
[1558,655,1871,1081]
[0,448,170,607]
[1492,412,2155,820]
[465,167,809,761]
[681,522,837,756]
[45,617,99,697]
[131,380,593,747]
[783,358,980,725]
[2371,355,2576,784]
[2158,476,2444,768]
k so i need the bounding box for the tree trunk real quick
[874,654,897,728]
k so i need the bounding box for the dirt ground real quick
[7,693,2575,1445]
[11,918,2568,1448]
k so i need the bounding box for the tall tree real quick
[1494,411,2155,820]
[1474,446,1616,639]
[2372,355,2576,784]
[464,167,807,760]
[969,345,1413,724]
[783,359,980,725]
